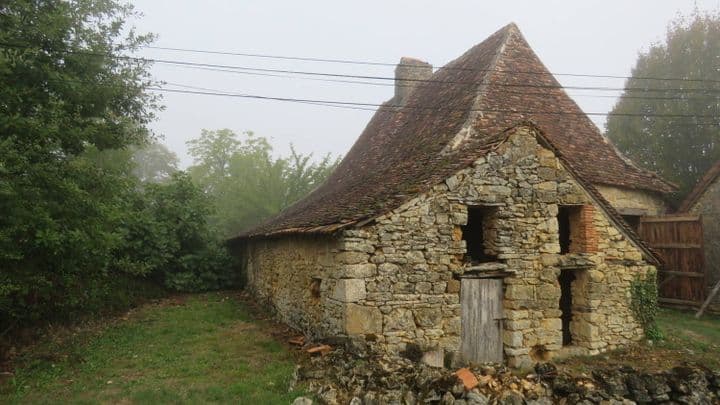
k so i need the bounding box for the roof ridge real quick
[472,27,676,194]
[440,24,520,153]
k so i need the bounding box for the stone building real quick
[678,161,720,314]
[230,24,674,367]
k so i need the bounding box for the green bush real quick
[137,173,237,292]
[1,171,237,331]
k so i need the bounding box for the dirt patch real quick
[221,321,258,336]
[229,291,312,353]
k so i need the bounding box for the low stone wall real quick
[296,343,720,405]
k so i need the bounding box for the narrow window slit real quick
[559,269,576,346]
[310,278,321,299]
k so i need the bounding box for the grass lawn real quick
[656,308,720,368]
[0,293,304,404]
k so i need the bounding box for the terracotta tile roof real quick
[470,26,674,195]
[235,23,674,239]
[678,160,720,212]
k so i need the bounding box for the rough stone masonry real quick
[238,126,658,368]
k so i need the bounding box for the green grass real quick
[1,293,304,404]
[656,308,720,367]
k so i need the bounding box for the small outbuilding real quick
[678,161,720,314]
[230,24,673,367]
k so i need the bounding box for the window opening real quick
[558,205,585,254]
[558,207,572,254]
[461,206,497,264]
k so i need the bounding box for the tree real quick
[285,145,338,207]
[131,142,179,183]
[0,0,158,325]
[606,10,720,202]
[186,129,340,237]
[187,129,240,192]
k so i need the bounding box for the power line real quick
[151,59,720,94]
[3,41,718,124]
[152,86,720,121]
[159,63,720,103]
[146,44,720,85]
[3,42,720,95]
[164,82,379,112]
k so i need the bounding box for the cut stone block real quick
[344,304,382,335]
[333,279,366,302]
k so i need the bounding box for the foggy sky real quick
[130,0,720,167]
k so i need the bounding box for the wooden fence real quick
[637,215,705,306]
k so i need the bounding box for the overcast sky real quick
[130,0,719,167]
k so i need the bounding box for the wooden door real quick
[460,277,503,364]
[638,215,705,306]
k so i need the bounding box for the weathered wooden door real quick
[460,277,503,364]
[638,215,705,306]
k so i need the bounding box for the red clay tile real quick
[455,368,479,391]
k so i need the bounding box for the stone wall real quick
[595,185,669,216]
[329,126,656,367]
[239,235,346,337]
[238,126,658,367]
[689,177,720,314]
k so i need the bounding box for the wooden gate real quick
[638,215,705,306]
[460,277,503,363]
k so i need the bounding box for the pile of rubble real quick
[292,341,720,404]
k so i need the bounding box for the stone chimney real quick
[394,57,433,104]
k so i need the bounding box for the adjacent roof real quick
[678,160,720,212]
[236,23,675,239]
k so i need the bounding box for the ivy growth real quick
[630,272,663,341]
